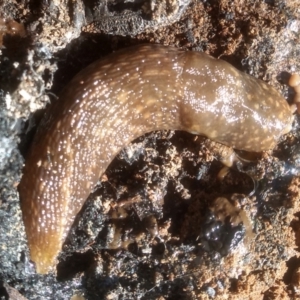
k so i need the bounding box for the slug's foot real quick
[197,137,236,168]
[198,136,295,182]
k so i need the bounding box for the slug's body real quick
[18,44,293,273]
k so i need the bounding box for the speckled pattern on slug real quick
[18,44,293,273]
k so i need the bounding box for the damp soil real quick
[0,1,300,299]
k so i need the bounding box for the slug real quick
[18,44,294,274]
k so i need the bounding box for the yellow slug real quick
[18,44,294,273]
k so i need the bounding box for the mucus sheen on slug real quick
[18,44,294,273]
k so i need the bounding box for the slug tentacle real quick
[18,44,294,273]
